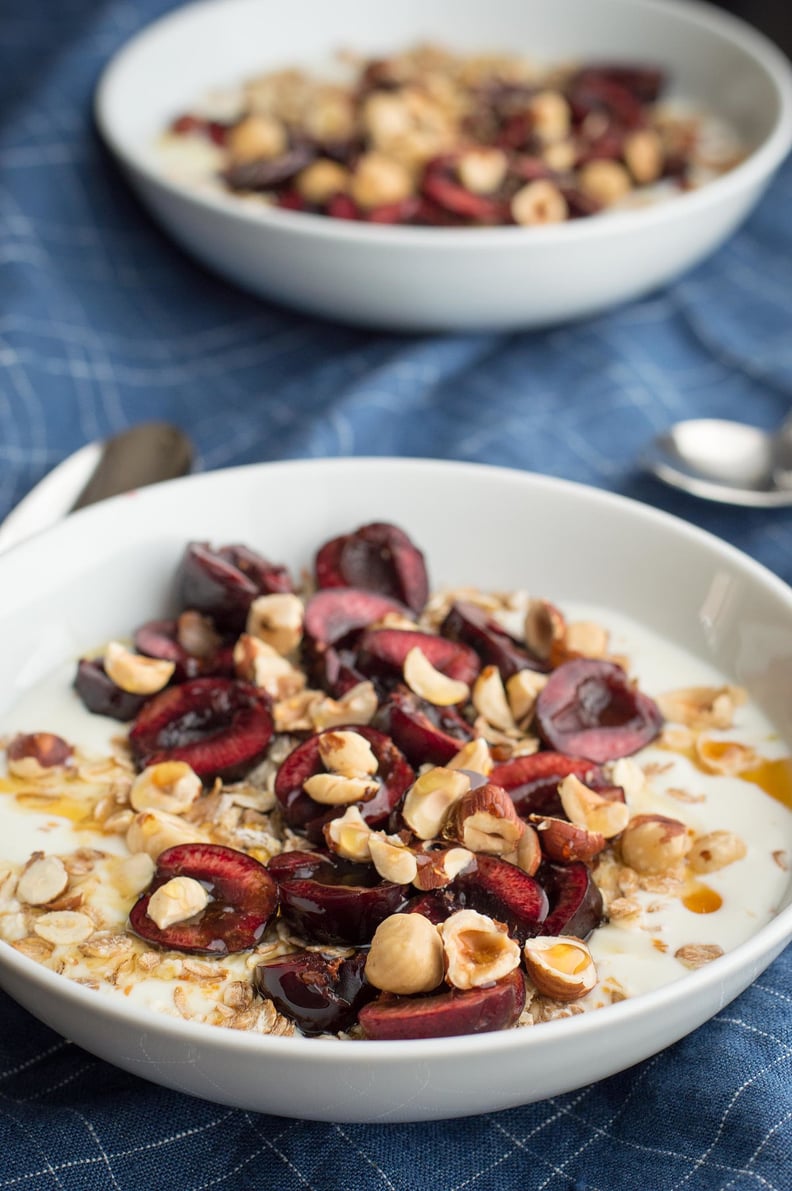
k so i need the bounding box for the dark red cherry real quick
[379,686,474,767]
[73,659,149,722]
[273,725,414,834]
[177,542,293,633]
[356,628,480,690]
[535,659,663,763]
[272,853,408,945]
[253,949,376,1036]
[128,843,278,955]
[314,522,429,614]
[491,752,602,818]
[303,588,411,647]
[223,145,316,192]
[421,165,505,222]
[441,601,549,679]
[358,968,526,1040]
[133,618,234,681]
[539,861,604,938]
[129,677,273,782]
[454,855,549,944]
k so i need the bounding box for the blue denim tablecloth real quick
[1,2,791,1188]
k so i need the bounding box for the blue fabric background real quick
[1,2,790,1188]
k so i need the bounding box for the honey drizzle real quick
[658,739,792,810]
[681,882,722,915]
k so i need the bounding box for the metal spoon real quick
[0,422,193,552]
[644,413,792,507]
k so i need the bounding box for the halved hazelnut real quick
[531,815,606,863]
[511,180,568,226]
[104,641,175,695]
[369,833,418,884]
[129,761,202,816]
[114,852,156,898]
[310,681,379,730]
[401,767,470,839]
[578,159,632,206]
[694,737,758,776]
[472,666,516,732]
[234,634,305,699]
[6,732,73,778]
[317,730,379,779]
[606,757,646,802]
[688,830,746,873]
[350,152,413,209]
[623,128,664,184]
[365,912,444,995]
[506,670,548,725]
[296,158,350,204]
[564,621,609,659]
[523,599,565,661]
[441,909,521,990]
[457,146,508,194]
[523,935,597,1001]
[176,610,220,659]
[559,774,630,839]
[445,737,493,777]
[324,806,374,862]
[147,876,210,930]
[126,809,208,860]
[656,685,746,731]
[527,89,571,142]
[16,854,69,906]
[445,783,525,855]
[503,823,542,876]
[403,646,470,706]
[412,846,474,890]
[227,113,288,163]
[619,814,691,874]
[302,773,379,806]
[246,593,303,655]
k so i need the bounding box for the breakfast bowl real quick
[0,457,791,1122]
[94,0,792,330]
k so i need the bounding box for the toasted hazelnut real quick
[506,670,548,725]
[302,773,379,806]
[324,806,374,862]
[147,876,209,930]
[503,823,542,876]
[401,767,470,839]
[176,610,220,659]
[227,113,288,163]
[528,90,571,142]
[688,830,746,873]
[559,774,630,839]
[233,634,306,699]
[34,910,95,946]
[606,757,646,803]
[532,815,607,862]
[412,846,474,890]
[104,641,175,695]
[369,833,419,884]
[130,761,202,816]
[578,159,632,206]
[523,935,596,1001]
[623,128,664,184]
[403,646,470,706]
[446,737,493,776]
[619,814,691,873]
[457,146,508,194]
[542,140,576,171]
[309,681,378,730]
[305,90,356,142]
[246,593,303,655]
[113,851,155,898]
[317,730,379,779]
[523,599,565,661]
[564,621,609,658]
[16,854,69,906]
[126,809,208,860]
[363,92,413,145]
[6,732,73,778]
[511,180,568,226]
[472,666,516,732]
[365,912,444,995]
[656,685,746,730]
[441,909,521,990]
[350,152,413,209]
[445,783,524,855]
[694,737,758,776]
[296,158,350,204]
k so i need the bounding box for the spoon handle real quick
[71,422,193,511]
[771,411,792,489]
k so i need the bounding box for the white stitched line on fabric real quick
[332,1124,399,1191]
[67,1110,122,1191]
[753,982,792,1006]
[0,1041,68,1083]
[21,1062,94,1102]
[719,1107,792,1191]
[0,1106,67,1190]
[94,1112,237,1161]
[0,1158,104,1190]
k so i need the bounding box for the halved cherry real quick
[273,725,414,832]
[491,752,602,818]
[314,522,429,614]
[223,145,316,192]
[356,628,480,690]
[73,659,149,722]
[379,686,474,767]
[129,677,273,782]
[128,843,278,955]
[270,852,408,945]
[421,165,505,223]
[358,968,526,1040]
[539,861,604,938]
[454,854,549,944]
[535,659,663,763]
[304,588,411,647]
[441,601,548,679]
[253,949,376,1036]
[177,542,293,632]
[134,618,234,682]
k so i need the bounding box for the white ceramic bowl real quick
[94,0,792,330]
[0,458,791,1122]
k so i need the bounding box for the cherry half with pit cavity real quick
[253,949,375,1036]
[177,542,293,633]
[358,968,526,1040]
[314,522,429,614]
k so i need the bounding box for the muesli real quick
[159,44,743,226]
[0,522,790,1040]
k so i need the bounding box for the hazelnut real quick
[472,666,516,732]
[147,876,210,930]
[542,140,577,172]
[114,852,156,898]
[446,737,493,777]
[511,180,568,226]
[126,809,208,860]
[317,730,379,779]
[233,634,305,699]
[324,806,374,862]
[531,815,606,863]
[365,913,444,995]
[296,159,350,205]
[401,767,470,839]
[523,935,597,1001]
[619,814,691,873]
[176,610,220,659]
[441,909,521,990]
[558,774,630,839]
[578,159,632,206]
[688,830,746,873]
[445,783,525,855]
[694,737,758,776]
[16,854,69,906]
[227,114,288,163]
[503,823,542,876]
[305,90,356,142]
[302,773,379,806]
[246,593,303,655]
[309,681,378,730]
[656,685,746,731]
[403,647,470,706]
[129,761,202,816]
[457,146,508,194]
[6,732,73,778]
[506,669,548,725]
[564,621,609,658]
[350,152,413,209]
[523,599,565,660]
[623,128,664,184]
[412,846,473,890]
[369,833,419,884]
[528,90,571,142]
[104,641,175,695]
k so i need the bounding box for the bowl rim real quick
[1,456,791,1067]
[94,0,792,249]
